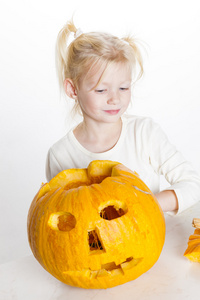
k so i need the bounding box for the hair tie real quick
[74,28,83,39]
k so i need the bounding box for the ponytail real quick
[122,37,144,81]
[56,20,78,90]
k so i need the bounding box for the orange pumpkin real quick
[27,160,165,289]
[184,218,200,262]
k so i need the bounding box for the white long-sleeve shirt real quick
[46,114,200,214]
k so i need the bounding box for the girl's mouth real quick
[104,109,120,115]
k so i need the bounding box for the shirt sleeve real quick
[45,149,63,182]
[145,119,200,215]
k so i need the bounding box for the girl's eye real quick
[120,87,129,91]
[95,89,106,93]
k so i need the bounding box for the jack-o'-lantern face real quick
[27,161,165,289]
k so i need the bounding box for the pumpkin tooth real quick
[97,269,109,277]
[120,257,143,271]
[110,268,124,277]
[101,261,118,271]
[89,270,98,279]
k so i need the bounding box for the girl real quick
[46,20,200,215]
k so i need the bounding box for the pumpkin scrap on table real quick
[184,218,200,263]
[27,160,166,289]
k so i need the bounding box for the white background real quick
[0,0,200,264]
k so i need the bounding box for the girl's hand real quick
[155,190,178,212]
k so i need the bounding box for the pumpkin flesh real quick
[184,219,200,263]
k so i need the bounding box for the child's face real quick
[76,62,132,124]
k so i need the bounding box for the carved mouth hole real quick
[88,230,104,251]
[101,257,134,271]
[100,205,125,220]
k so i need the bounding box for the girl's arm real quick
[144,118,200,215]
[155,190,178,212]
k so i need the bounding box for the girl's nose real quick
[107,91,120,105]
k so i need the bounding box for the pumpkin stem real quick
[192,218,200,229]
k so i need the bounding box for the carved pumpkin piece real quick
[27,160,165,289]
[184,218,200,262]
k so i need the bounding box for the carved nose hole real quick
[88,229,105,254]
[100,206,125,220]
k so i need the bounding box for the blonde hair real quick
[56,20,144,110]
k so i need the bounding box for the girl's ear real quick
[64,79,77,99]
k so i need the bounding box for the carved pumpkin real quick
[27,160,165,289]
[184,218,200,262]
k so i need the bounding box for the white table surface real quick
[1,201,200,300]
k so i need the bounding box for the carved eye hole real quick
[99,201,128,220]
[100,206,125,220]
[48,212,76,231]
